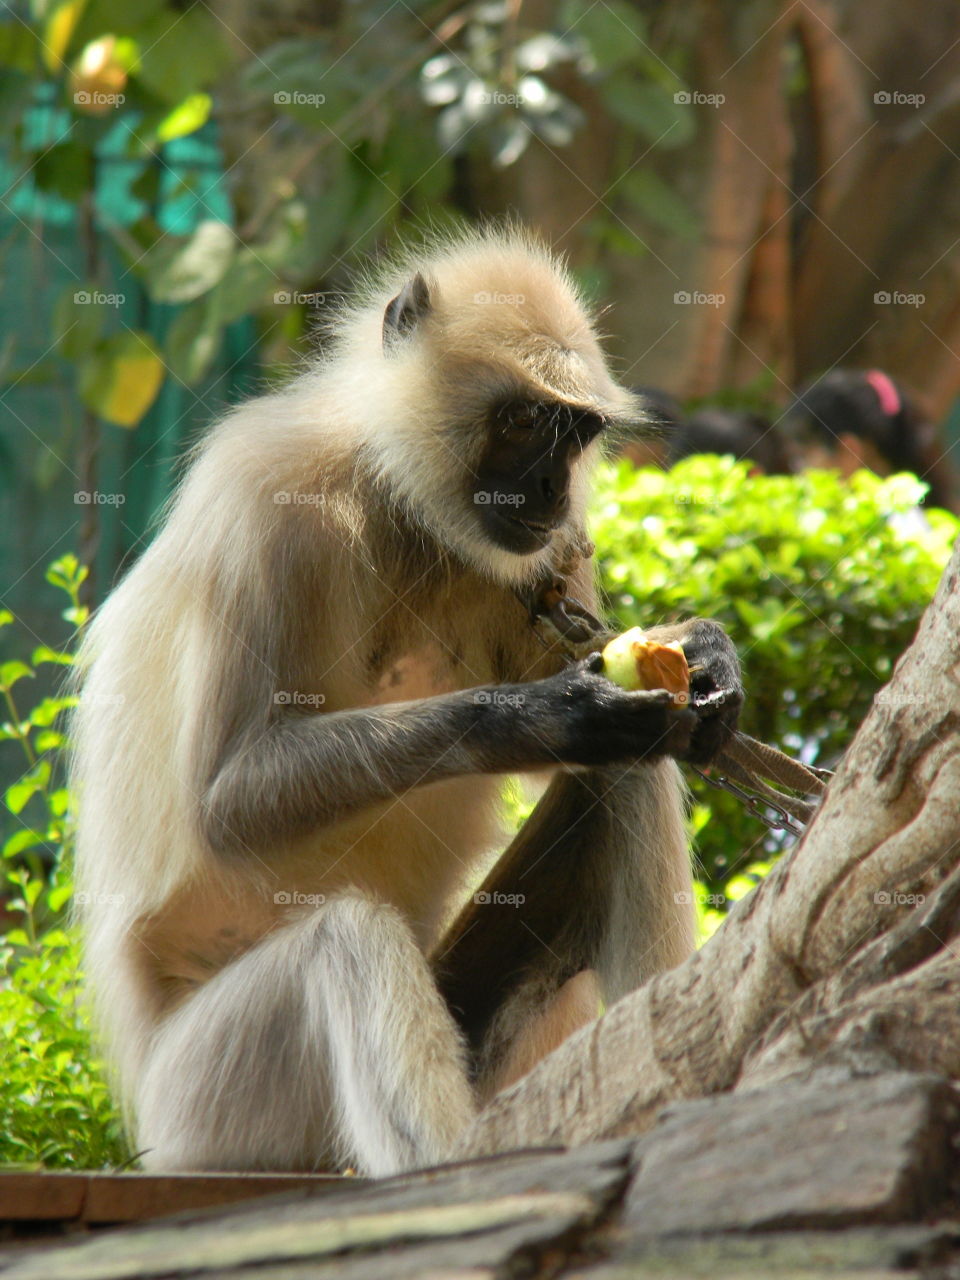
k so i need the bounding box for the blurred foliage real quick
[0,555,127,1168]
[591,456,960,895]
[1,0,700,430]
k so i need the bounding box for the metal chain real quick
[691,766,807,838]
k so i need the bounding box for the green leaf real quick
[0,661,34,689]
[52,287,110,362]
[135,7,233,103]
[43,0,85,72]
[602,77,696,148]
[5,763,50,816]
[144,220,236,305]
[46,554,86,592]
[0,21,40,73]
[620,168,700,239]
[241,35,335,102]
[209,249,278,327]
[32,646,75,668]
[23,877,44,909]
[48,885,74,913]
[49,789,72,817]
[155,92,211,143]
[560,0,647,70]
[163,299,222,386]
[3,830,47,859]
[79,331,164,427]
[28,698,73,728]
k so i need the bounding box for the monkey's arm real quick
[198,667,695,856]
[433,619,742,1039]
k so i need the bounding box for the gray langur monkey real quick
[71,227,742,1177]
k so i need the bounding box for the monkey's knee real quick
[137,894,475,1176]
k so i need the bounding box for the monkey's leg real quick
[137,893,475,1176]
[433,759,694,1095]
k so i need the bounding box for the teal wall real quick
[0,84,259,654]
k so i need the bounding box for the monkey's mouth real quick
[493,512,555,553]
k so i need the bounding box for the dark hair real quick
[669,408,791,474]
[788,369,954,508]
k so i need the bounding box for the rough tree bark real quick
[455,535,960,1159]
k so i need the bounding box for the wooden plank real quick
[82,1172,353,1224]
[0,1143,631,1280]
[0,1171,354,1225]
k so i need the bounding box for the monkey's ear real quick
[382,273,432,350]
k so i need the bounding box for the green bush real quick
[591,456,959,902]
[0,556,126,1168]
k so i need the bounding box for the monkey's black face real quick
[471,401,604,555]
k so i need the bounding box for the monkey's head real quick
[342,228,643,586]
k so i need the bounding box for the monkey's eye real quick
[500,403,541,431]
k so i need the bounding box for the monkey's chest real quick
[366,643,488,704]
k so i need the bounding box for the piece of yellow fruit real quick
[601,627,690,701]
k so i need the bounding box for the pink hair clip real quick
[865,369,902,417]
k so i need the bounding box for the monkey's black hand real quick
[675,618,743,765]
[521,657,697,768]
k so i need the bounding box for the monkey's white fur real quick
[71,225,692,1175]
